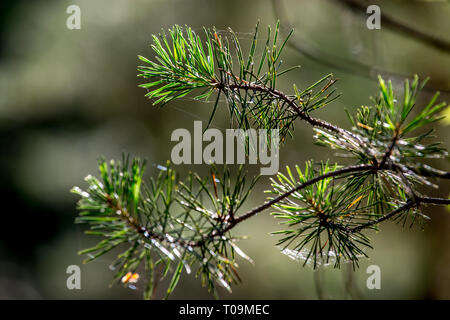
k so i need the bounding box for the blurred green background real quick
[0,0,449,299]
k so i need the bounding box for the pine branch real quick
[349,196,450,233]
[72,21,450,298]
[224,81,354,138]
[214,164,374,235]
[73,159,255,299]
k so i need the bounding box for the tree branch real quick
[207,164,376,240]
[106,194,199,248]
[335,0,450,54]
[271,0,450,93]
[405,164,450,180]
[348,196,450,233]
[379,126,400,169]
[219,81,364,146]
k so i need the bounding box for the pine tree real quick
[71,22,450,299]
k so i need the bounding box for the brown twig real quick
[335,0,450,54]
[348,196,450,233]
[271,0,450,93]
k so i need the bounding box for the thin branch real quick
[204,163,450,242]
[208,164,376,239]
[349,200,415,233]
[349,196,450,233]
[335,0,450,54]
[106,194,199,248]
[405,164,450,180]
[379,126,400,169]
[271,0,450,94]
[420,196,450,205]
[219,81,364,146]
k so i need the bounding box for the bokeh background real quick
[0,0,449,299]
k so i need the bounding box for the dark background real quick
[0,0,449,299]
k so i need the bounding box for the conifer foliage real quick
[72,22,450,299]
